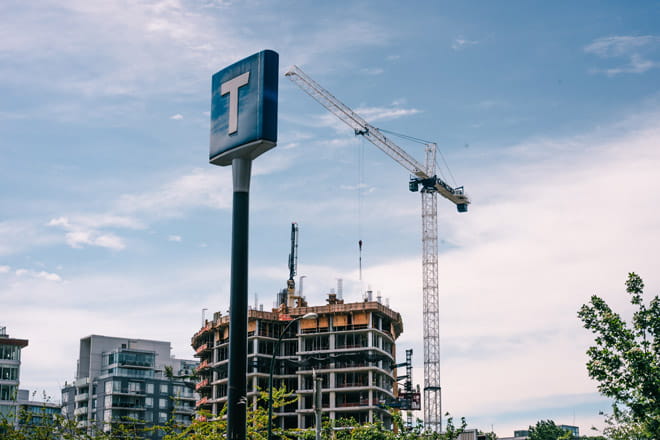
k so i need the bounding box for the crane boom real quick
[285,65,470,210]
[287,65,471,432]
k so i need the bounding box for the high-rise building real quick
[61,335,198,439]
[191,292,404,430]
[0,326,28,425]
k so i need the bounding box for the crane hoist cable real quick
[357,136,366,289]
[378,127,458,188]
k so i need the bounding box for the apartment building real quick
[0,326,28,425]
[191,292,404,430]
[61,335,198,439]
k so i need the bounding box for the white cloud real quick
[14,268,62,282]
[170,113,184,120]
[168,235,182,242]
[452,37,479,51]
[585,35,660,76]
[584,35,660,57]
[0,265,9,273]
[47,215,139,250]
[356,106,422,122]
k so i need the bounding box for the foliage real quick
[577,272,660,438]
[527,420,573,440]
[0,387,468,440]
[477,429,497,440]
[1,409,123,440]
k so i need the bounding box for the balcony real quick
[196,360,210,372]
[195,397,209,408]
[74,393,89,402]
[195,343,211,356]
[173,405,194,415]
[195,379,209,391]
[73,407,88,417]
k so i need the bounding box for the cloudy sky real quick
[2,0,660,436]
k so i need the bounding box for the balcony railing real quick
[195,378,209,391]
[195,343,211,355]
[196,360,210,372]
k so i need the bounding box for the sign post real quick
[209,50,278,440]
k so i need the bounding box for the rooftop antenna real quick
[201,308,208,327]
[337,278,343,300]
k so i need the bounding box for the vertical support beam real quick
[422,145,442,432]
[227,157,251,440]
[314,374,323,440]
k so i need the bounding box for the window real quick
[0,384,17,400]
[0,345,19,361]
[159,411,168,423]
[0,366,18,381]
[128,382,141,393]
[145,397,153,408]
[160,384,168,393]
[146,383,154,394]
[159,398,168,409]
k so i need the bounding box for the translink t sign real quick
[209,50,278,166]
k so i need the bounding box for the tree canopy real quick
[578,272,660,439]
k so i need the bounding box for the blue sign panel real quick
[210,50,278,166]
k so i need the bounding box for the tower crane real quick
[286,65,470,432]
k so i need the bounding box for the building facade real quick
[15,389,61,430]
[61,335,198,439]
[191,293,404,430]
[0,326,28,425]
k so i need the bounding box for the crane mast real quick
[286,66,469,432]
[287,222,299,306]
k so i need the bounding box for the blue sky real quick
[2,0,660,436]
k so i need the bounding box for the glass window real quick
[160,384,168,393]
[0,366,18,381]
[0,384,17,400]
[159,398,168,409]
[128,382,141,393]
[145,397,153,408]
[159,411,168,423]
[146,383,154,394]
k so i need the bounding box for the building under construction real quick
[191,291,404,430]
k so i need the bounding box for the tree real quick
[577,272,660,438]
[528,420,573,440]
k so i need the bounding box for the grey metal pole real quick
[314,374,323,440]
[227,157,251,440]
